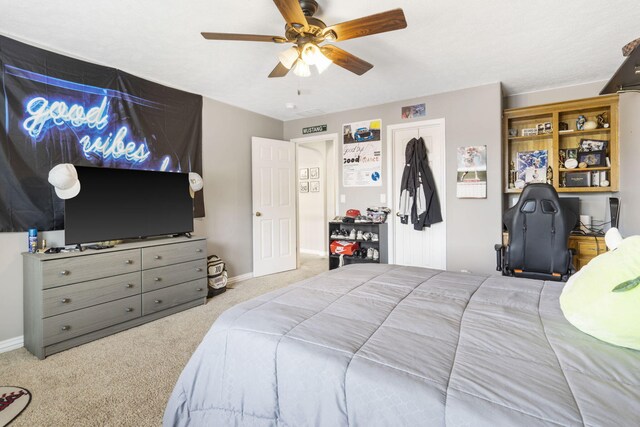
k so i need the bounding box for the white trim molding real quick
[0,336,23,354]
[300,249,328,257]
[227,272,253,285]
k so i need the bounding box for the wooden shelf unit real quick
[503,95,619,193]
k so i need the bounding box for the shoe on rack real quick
[349,229,356,239]
[367,247,374,259]
[330,229,340,238]
[356,230,364,240]
[373,248,379,261]
[371,233,379,242]
[363,232,372,241]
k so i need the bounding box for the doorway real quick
[386,119,447,269]
[292,134,339,262]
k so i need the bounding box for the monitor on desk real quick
[559,197,580,232]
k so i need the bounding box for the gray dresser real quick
[23,236,207,359]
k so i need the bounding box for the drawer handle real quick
[154,299,162,304]
[61,298,71,304]
[196,248,203,253]
[61,325,71,331]
[125,259,133,265]
[59,270,70,276]
[196,268,203,272]
[125,283,134,288]
[196,288,203,292]
[154,255,162,260]
[154,277,162,282]
[125,307,134,312]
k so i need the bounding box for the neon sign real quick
[23,96,151,164]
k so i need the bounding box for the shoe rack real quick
[328,222,388,270]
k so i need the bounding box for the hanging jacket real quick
[398,137,443,230]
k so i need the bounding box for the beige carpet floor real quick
[0,255,327,427]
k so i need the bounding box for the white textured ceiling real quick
[1,1,638,120]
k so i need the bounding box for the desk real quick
[502,233,606,272]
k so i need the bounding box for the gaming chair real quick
[495,183,577,281]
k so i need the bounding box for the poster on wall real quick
[456,145,487,198]
[0,35,203,232]
[342,119,382,187]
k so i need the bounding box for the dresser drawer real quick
[142,240,206,269]
[142,278,207,315]
[42,249,141,289]
[142,259,206,292]
[43,295,141,346]
[43,272,141,318]
[577,241,605,257]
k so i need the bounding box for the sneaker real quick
[330,229,340,238]
[356,230,364,240]
[349,229,356,239]
[373,248,379,261]
[371,233,379,242]
[363,232,372,241]
[367,247,374,259]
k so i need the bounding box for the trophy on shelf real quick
[547,166,553,185]
[509,161,516,189]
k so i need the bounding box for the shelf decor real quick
[502,95,619,194]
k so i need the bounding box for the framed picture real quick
[299,168,309,180]
[579,139,608,152]
[566,149,578,160]
[309,167,319,179]
[310,181,320,192]
[578,150,606,167]
[299,181,309,193]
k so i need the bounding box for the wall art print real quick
[342,119,382,187]
[0,35,203,232]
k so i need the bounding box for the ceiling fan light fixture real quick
[292,59,311,77]
[278,46,300,69]
[314,50,333,74]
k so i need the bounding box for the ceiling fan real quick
[201,0,407,78]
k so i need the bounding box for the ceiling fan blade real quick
[268,62,290,78]
[273,0,308,30]
[201,32,287,43]
[321,45,373,76]
[325,9,407,42]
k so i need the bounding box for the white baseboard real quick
[0,336,23,354]
[300,249,327,257]
[227,272,253,285]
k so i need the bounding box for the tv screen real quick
[558,197,580,231]
[65,167,194,245]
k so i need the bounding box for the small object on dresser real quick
[508,128,518,137]
[559,121,569,131]
[583,121,598,130]
[28,228,37,253]
[576,115,587,130]
[578,161,588,169]
[596,112,609,128]
[546,166,553,185]
[522,128,538,136]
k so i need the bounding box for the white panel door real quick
[252,137,297,277]
[390,120,446,269]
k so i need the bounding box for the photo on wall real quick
[456,145,487,198]
[342,118,382,187]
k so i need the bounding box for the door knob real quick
[255,212,262,217]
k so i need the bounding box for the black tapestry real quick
[0,34,204,232]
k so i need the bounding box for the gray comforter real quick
[164,264,640,426]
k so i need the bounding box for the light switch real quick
[340,194,346,203]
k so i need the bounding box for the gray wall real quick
[284,83,504,276]
[505,82,640,236]
[0,96,282,344]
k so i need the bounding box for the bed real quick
[164,264,640,426]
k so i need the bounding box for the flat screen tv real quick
[65,166,194,245]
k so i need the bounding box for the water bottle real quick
[28,228,38,253]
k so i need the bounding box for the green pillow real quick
[560,235,640,350]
